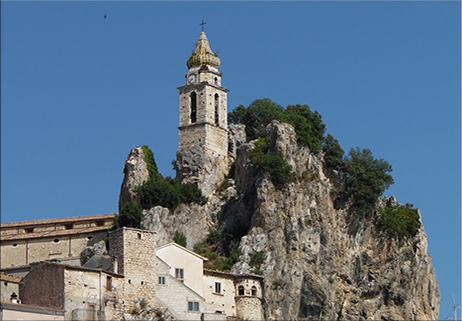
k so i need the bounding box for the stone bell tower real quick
[176,31,229,196]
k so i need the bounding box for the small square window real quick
[188,301,199,311]
[175,268,184,281]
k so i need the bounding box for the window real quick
[238,285,245,296]
[188,301,199,312]
[175,268,184,281]
[65,223,73,230]
[11,243,18,248]
[214,94,219,126]
[25,228,34,233]
[158,276,165,285]
[251,285,257,296]
[106,276,112,292]
[53,238,60,244]
[190,92,197,123]
[214,282,221,294]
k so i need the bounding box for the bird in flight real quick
[104,14,107,19]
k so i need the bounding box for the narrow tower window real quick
[190,92,197,123]
[238,285,245,296]
[214,93,219,126]
[251,285,257,296]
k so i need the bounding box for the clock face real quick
[188,74,196,84]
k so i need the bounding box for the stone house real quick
[155,242,263,321]
[19,261,124,321]
[0,214,115,269]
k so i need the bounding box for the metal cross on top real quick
[200,20,206,32]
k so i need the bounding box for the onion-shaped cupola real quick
[187,31,221,69]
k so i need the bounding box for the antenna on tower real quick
[444,293,461,321]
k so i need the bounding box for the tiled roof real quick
[0,226,110,241]
[0,214,116,228]
[0,272,21,283]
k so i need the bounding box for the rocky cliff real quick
[120,121,440,320]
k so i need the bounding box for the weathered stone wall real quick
[235,296,264,321]
[64,268,123,321]
[0,230,108,269]
[203,271,237,317]
[109,227,157,312]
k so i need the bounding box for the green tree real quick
[249,138,295,188]
[323,134,345,171]
[228,98,284,140]
[173,231,187,247]
[343,148,394,214]
[282,104,326,151]
[113,202,144,229]
[379,204,421,239]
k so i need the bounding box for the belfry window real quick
[238,285,245,296]
[251,285,257,296]
[190,92,197,123]
[214,94,219,126]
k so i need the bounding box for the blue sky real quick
[1,1,460,318]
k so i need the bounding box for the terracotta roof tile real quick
[0,272,21,283]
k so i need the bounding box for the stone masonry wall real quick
[203,272,236,318]
[109,228,157,313]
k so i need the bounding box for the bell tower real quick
[176,30,229,196]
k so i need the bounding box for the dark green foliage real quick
[141,145,163,181]
[343,148,394,214]
[282,104,326,151]
[249,251,266,269]
[178,181,208,205]
[379,204,421,239]
[323,134,345,171]
[193,230,241,272]
[113,202,143,229]
[228,98,285,141]
[228,99,326,151]
[249,138,295,188]
[135,146,207,210]
[173,231,187,247]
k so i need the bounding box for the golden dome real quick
[187,32,221,69]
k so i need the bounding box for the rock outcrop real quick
[120,121,440,320]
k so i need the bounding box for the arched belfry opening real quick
[190,92,197,123]
[214,93,219,126]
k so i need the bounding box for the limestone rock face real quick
[119,146,150,211]
[121,121,440,321]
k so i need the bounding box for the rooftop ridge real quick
[1,213,116,228]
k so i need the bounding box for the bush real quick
[343,148,394,214]
[112,202,143,229]
[249,138,295,188]
[379,204,421,239]
[135,146,207,210]
[173,231,187,247]
[193,231,241,272]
